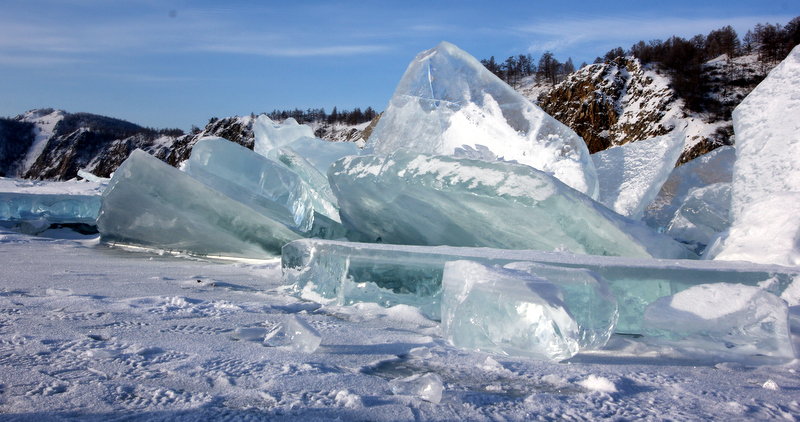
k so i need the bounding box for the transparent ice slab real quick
[253,115,315,156]
[184,137,343,239]
[592,132,684,219]
[441,260,617,361]
[665,182,731,253]
[643,146,734,231]
[643,283,793,361]
[329,150,692,259]
[0,192,100,223]
[97,149,300,258]
[364,41,598,198]
[282,238,799,333]
[272,136,360,175]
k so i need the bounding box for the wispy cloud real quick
[515,14,796,53]
[199,44,391,57]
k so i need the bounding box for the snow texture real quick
[365,41,599,198]
[643,283,794,360]
[97,149,300,258]
[441,260,617,361]
[711,45,800,266]
[329,150,691,259]
[592,131,684,219]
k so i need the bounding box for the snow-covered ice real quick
[365,41,599,198]
[709,45,800,266]
[592,131,684,219]
[329,150,691,258]
[441,261,617,361]
[643,283,794,361]
[97,149,300,258]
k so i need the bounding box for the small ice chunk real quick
[329,151,691,259]
[592,132,684,219]
[578,375,617,393]
[365,41,598,198]
[665,183,731,252]
[97,149,300,258]
[643,283,793,360]
[232,327,268,342]
[263,315,321,353]
[762,379,780,391]
[389,373,443,404]
[643,146,735,231]
[253,115,315,156]
[441,260,617,361]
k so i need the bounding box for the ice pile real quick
[329,150,691,258]
[441,261,617,361]
[0,192,100,224]
[389,373,444,403]
[263,315,322,353]
[592,132,684,219]
[97,149,300,258]
[708,45,800,266]
[282,238,798,333]
[184,137,343,239]
[365,41,598,198]
[643,283,793,360]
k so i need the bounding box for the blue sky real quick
[1,0,796,130]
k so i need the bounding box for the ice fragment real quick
[389,373,443,403]
[263,315,321,353]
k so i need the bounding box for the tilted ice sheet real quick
[185,137,342,239]
[329,150,691,259]
[441,260,617,361]
[281,238,799,332]
[364,41,598,198]
[592,132,684,219]
[274,136,361,175]
[97,149,300,258]
[711,45,800,266]
[665,183,731,253]
[643,283,793,361]
[253,115,315,156]
[643,146,735,231]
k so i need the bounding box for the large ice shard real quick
[709,45,800,266]
[643,146,734,231]
[97,149,300,258]
[643,283,793,361]
[364,41,598,198]
[0,192,100,224]
[592,132,684,219]
[441,260,617,361]
[253,115,315,156]
[184,137,343,239]
[665,183,731,252]
[282,238,800,332]
[270,136,360,175]
[329,150,691,259]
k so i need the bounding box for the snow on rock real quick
[389,373,444,404]
[592,131,684,219]
[709,46,800,266]
[263,314,322,353]
[19,109,65,174]
[365,41,599,198]
[643,283,794,361]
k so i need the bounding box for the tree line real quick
[265,106,378,126]
[480,53,578,86]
